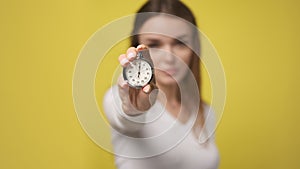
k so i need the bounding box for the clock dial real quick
[124,59,153,88]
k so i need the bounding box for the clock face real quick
[123,59,153,88]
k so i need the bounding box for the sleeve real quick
[102,85,147,134]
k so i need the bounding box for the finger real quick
[126,47,137,61]
[135,86,156,111]
[142,82,158,94]
[118,76,136,114]
[118,75,147,115]
[148,87,159,105]
[118,84,130,105]
[117,76,129,93]
[118,54,129,67]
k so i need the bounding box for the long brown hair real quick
[131,0,206,140]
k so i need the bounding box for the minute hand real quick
[137,61,141,78]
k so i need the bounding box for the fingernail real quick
[142,85,151,94]
[127,52,135,60]
[137,44,146,50]
[120,58,129,65]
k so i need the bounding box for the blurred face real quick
[138,15,194,86]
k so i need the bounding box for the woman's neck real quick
[157,83,178,103]
[157,83,183,118]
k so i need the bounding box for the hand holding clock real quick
[118,45,158,116]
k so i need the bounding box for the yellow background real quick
[1,0,300,169]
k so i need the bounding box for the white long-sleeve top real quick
[103,85,220,169]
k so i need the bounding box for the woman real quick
[103,0,220,168]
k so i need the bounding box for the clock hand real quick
[138,61,141,78]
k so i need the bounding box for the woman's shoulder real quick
[202,102,214,117]
[202,102,218,142]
